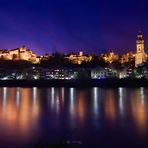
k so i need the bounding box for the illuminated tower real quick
[135,31,145,67]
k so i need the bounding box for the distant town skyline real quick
[0,0,148,55]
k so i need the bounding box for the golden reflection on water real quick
[69,88,88,126]
[0,87,148,140]
[77,91,86,122]
[131,88,147,132]
[104,89,117,122]
[0,87,40,137]
[67,87,148,133]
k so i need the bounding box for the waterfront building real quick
[91,67,106,79]
[135,31,146,67]
[39,68,78,80]
[91,67,118,79]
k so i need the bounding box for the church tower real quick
[135,31,145,67]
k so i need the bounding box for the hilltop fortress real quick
[0,45,40,63]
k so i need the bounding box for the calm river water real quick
[0,87,148,147]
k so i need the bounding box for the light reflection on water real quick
[0,87,148,147]
[92,87,99,116]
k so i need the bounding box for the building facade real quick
[66,51,92,64]
[0,46,40,63]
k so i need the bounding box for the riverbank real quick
[0,78,148,87]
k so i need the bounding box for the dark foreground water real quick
[0,87,148,148]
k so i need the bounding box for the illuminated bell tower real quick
[135,31,145,67]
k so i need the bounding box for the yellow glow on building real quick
[66,51,92,64]
[0,46,40,63]
[135,31,146,67]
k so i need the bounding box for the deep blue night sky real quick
[0,0,148,55]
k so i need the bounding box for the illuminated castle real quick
[135,31,146,67]
[0,46,40,63]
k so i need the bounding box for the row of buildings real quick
[0,65,148,80]
[0,32,147,67]
[100,31,147,67]
[66,31,147,67]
